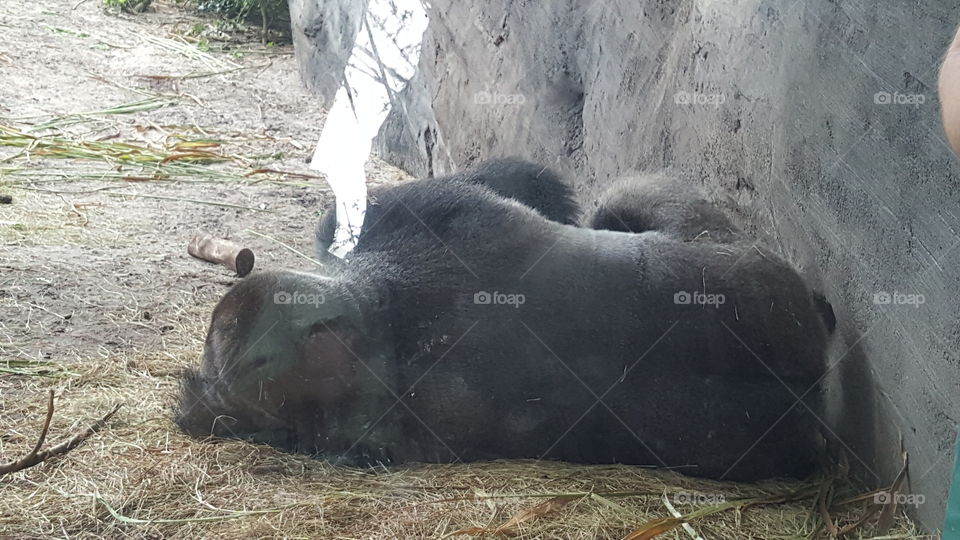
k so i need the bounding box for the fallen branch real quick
[0,390,122,477]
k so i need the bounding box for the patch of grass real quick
[44,25,90,39]
[0,105,323,188]
[195,0,290,43]
[0,123,240,170]
[196,0,287,27]
[0,359,78,378]
[139,33,241,70]
[102,0,152,14]
[19,97,175,132]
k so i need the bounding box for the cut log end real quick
[234,247,255,277]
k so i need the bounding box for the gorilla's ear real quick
[296,318,362,404]
[304,316,374,357]
[811,291,837,335]
[306,317,354,341]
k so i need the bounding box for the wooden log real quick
[188,234,255,277]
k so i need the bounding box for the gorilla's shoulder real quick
[375,175,535,223]
[316,162,569,260]
[358,175,548,251]
[450,158,579,224]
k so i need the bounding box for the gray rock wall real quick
[298,0,960,530]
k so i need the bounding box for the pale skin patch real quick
[938,25,960,155]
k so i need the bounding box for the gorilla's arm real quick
[584,173,740,243]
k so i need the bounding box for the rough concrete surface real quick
[295,0,960,530]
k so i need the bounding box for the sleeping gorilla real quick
[177,161,831,481]
[314,157,579,259]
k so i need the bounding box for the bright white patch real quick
[310,0,429,258]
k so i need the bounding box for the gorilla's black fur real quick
[454,158,580,224]
[314,157,579,259]
[178,163,831,481]
[585,173,740,243]
[586,174,837,333]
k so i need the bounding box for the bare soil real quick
[0,1,929,538]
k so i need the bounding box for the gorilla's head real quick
[175,270,395,455]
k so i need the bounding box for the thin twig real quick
[245,167,325,180]
[876,451,910,535]
[102,190,271,212]
[817,479,840,537]
[138,66,246,81]
[245,229,322,266]
[0,392,121,476]
[26,391,55,464]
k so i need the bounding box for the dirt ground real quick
[0,1,933,538]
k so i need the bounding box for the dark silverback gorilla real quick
[314,157,579,259]
[177,162,832,481]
